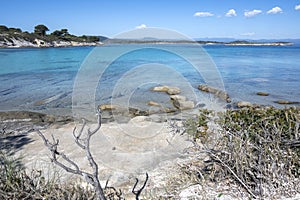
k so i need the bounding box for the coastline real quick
[1,105,299,199]
[0,37,103,48]
[0,36,293,48]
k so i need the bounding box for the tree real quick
[34,24,49,36]
[0,25,9,33]
[61,28,69,35]
[51,30,63,37]
[51,29,69,37]
[8,28,22,34]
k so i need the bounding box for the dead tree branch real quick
[36,108,106,200]
[132,172,149,200]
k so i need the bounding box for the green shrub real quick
[182,107,300,198]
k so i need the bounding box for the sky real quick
[1,0,300,39]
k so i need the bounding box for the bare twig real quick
[132,172,149,200]
[36,108,106,200]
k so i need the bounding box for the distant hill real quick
[195,37,300,45]
[0,24,105,48]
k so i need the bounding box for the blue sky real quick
[1,0,300,39]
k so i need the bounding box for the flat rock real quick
[98,104,119,111]
[198,84,231,103]
[152,86,170,92]
[257,92,269,96]
[147,101,161,107]
[173,100,195,110]
[152,85,181,95]
[129,116,151,123]
[274,100,299,105]
[170,95,187,101]
[166,87,181,95]
[237,101,253,108]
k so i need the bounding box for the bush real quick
[206,107,300,198]
[0,151,96,199]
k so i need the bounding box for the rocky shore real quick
[0,36,102,48]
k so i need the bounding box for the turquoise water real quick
[0,44,299,115]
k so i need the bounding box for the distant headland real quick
[0,24,294,48]
[0,24,107,48]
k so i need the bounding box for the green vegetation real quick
[183,107,300,198]
[1,106,299,198]
[34,24,49,36]
[0,24,101,47]
[0,151,96,199]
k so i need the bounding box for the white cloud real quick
[244,9,262,17]
[295,4,300,10]
[135,24,147,29]
[225,9,237,17]
[194,12,214,17]
[240,32,255,36]
[267,6,283,14]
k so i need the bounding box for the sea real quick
[0,44,299,117]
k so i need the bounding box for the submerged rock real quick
[152,85,181,95]
[274,100,299,105]
[147,101,161,107]
[257,92,269,96]
[198,84,231,103]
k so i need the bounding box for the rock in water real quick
[152,86,170,92]
[166,87,181,95]
[147,101,161,107]
[173,99,195,110]
[152,85,181,95]
[257,92,269,96]
[170,95,187,101]
[198,84,231,103]
[98,104,119,111]
[274,100,299,105]
[237,101,253,108]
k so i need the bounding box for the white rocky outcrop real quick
[0,36,102,48]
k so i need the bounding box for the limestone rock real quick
[274,100,299,105]
[173,100,195,110]
[257,92,269,96]
[99,104,119,111]
[166,87,181,95]
[129,116,151,123]
[170,95,187,101]
[163,107,177,113]
[237,101,253,108]
[198,84,231,103]
[152,85,181,95]
[152,86,170,92]
[147,101,161,107]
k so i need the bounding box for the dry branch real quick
[132,172,149,200]
[36,108,106,200]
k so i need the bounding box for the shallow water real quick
[0,44,299,116]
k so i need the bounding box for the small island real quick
[0,24,106,48]
[224,40,293,46]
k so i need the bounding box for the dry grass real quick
[0,151,124,200]
[183,107,300,199]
